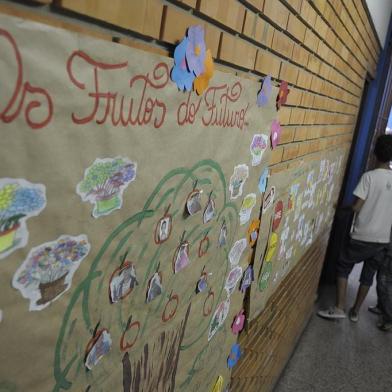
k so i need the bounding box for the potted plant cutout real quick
[85,322,112,370]
[154,205,172,244]
[13,234,90,311]
[173,232,191,273]
[109,252,138,304]
[77,157,137,218]
[0,179,46,260]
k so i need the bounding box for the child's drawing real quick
[240,265,254,293]
[225,266,243,296]
[0,178,46,260]
[262,186,275,213]
[154,214,172,244]
[256,75,272,107]
[77,157,137,218]
[173,241,191,273]
[203,197,215,224]
[250,134,268,166]
[229,164,249,200]
[13,234,90,311]
[228,238,247,266]
[208,298,230,341]
[239,193,257,225]
[258,168,269,193]
[146,272,163,303]
[186,190,202,215]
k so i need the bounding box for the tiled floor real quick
[274,264,392,392]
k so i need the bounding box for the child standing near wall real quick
[318,135,392,321]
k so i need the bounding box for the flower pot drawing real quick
[0,225,19,253]
[36,273,68,306]
[96,195,121,216]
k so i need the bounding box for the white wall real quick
[365,0,392,47]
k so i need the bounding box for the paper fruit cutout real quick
[227,343,241,369]
[272,200,284,232]
[211,376,224,392]
[0,178,46,260]
[218,220,228,247]
[257,74,272,107]
[225,266,243,296]
[229,164,249,200]
[231,309,245,334]
[198,233,210,257]
[173,240,191,273]
[228,238,247,266]
[258,168,269,193]
[240,265,254,293]
[109,260,138,304]
[194,49,214,95]
[270,119,282,149]
[203,195,216,223]
[239,193,257,225]
[208,297,230,341]
[154,207,172,244]
[258,261,273,291]
[265,232,278,262]
[171,36,195,91]
[196,268,210,294]
[186,189,202,215]
[250,134,269,166]
[276,80,290,110]
[247,219,260,247]
[186,25,206,76]
[85,328,112,370]
[77,157,137,218]
[262,186,275,213]
[13,234,90,311]
[146,271,163,303]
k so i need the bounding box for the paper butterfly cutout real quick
[257,75,272,107]
[171,37,195,91]
[231,309,245,334]
[227,343,241,369]
[276,80,290,110]
[270,119,282,149]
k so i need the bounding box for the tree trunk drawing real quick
[122,304,191,392]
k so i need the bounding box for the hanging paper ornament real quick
[171,37,195,91]
[109,260,138,304]
[185,25,206,76]
[146,271,163,303]
[270,119,282,149]
[85,327,112,370]
[218,220,228,247]
[194,49,214,95]
[173,234,191,273]
[276,80,290,110]
[257,74,272,107]
[154,205,172,244]
[196,270,209,294]
[186,188,202,216]
[227,343,241,369]
[240,265,254,293]
[203,192,216,223]
[231,309,245,334]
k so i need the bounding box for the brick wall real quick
[0,0,380,390]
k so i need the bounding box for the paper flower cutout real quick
[171,37,195,91]
[194,49,214,95]
[231,309,245,334]
[257,75,272,107]
[270,119,282,149]
[276,80,290,110]
[186,25,206,76]
[227,343,241,369]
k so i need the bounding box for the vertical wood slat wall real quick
[0,0,381,390]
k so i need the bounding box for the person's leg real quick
[352,284,371,313]
[336,276,348,310]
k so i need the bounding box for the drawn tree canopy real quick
[54,160,239,392]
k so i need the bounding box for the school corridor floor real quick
[274,264,392,392]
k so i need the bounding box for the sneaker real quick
[378,322,392,332]
[368,305,382,315]
[349,308,359,322]
[317,307,346,320]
